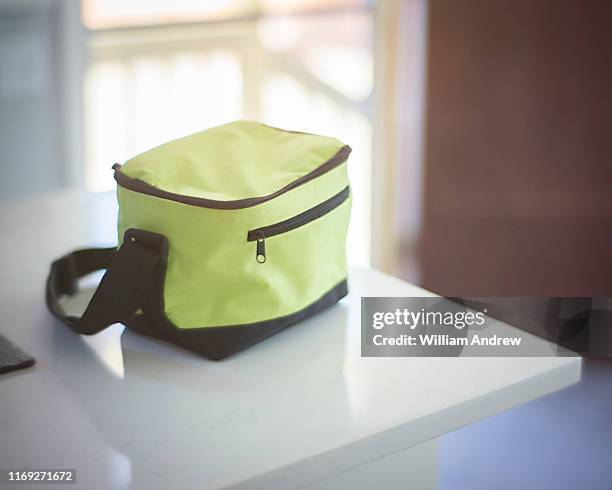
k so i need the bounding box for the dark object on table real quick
[0,334,35,374]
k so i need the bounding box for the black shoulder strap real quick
[46,229,168,335]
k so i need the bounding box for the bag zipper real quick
[247,186,350,263]
[112,145,351,210]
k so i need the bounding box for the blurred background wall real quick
[0,0,80,198]
[417,0,612,297]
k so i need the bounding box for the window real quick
[83,2,373,265]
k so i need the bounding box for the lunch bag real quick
[46,121,352,359]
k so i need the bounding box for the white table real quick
[0,191,581,489]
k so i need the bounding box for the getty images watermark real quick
[362,297,612,357]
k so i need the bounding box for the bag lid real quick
[114,121,350,203]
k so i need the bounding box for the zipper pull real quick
[256,232,266,263]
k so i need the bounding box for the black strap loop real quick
[46,229,168,335]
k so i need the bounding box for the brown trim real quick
[247,186,350,241]
[47,234,349,360]
[129,278,349,361]
[113,144,352,210]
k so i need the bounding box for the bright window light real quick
[83,9,372,266]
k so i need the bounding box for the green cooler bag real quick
[46,121,352,359]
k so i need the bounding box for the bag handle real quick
[46,229,167,335]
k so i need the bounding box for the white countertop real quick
[0,191,581,489]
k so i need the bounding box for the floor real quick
[439,358,612,490]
